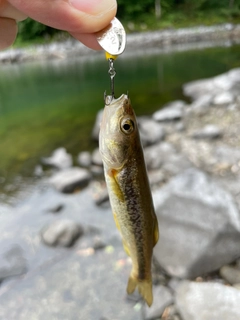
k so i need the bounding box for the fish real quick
[99,94,159,307]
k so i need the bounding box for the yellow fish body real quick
[99,94,159,306]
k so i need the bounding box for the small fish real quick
[99,94,159,306]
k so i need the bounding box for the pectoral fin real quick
[107,169,124,202]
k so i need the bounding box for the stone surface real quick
[77,151,91,167]
[42,147,72,169]
[176,281,240,320]
[92,109,103,141]
[144,285,174,320]
[183,68,240,100]
[189,95,212,113]
[91,148,103,166]
[213,92,234,105]
[0,245,27,281]
[191,125,223,139]
[49,167,91,193]
[214,145,240,165]
[220,265,240,285]
[153,106,183,122]
[138,117,165,146]
[41,219,83,247]
[144,142,176,170]
[153,168,240,278]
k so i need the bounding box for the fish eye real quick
[120,118,135,134]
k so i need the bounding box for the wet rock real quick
[49,167,91,193]
[42,147,72,169]
[91,148,103,166]
[144,285,174,320]
[191,125,223,139]
[153,168,240,278]
[92,109,103,141]
[220,265,240,285]
[176,281,240,320]
[138,117,165,146]
[144,142,176,170]
[41,219,83,247]
[153,105,184,122]
[213,92,234,105]
[77,151,91,167]
[0,245,27,281]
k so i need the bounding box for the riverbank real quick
[1,68,240,319]
[1,23,240,64]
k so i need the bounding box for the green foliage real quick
[18,18,58,41]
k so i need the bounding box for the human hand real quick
[0,0,117,50]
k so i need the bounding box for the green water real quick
[1,44,240,201]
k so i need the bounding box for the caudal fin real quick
[127,275,153,307]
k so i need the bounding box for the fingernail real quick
[70,0,116,15]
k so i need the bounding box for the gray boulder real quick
[138,117,165,146]
[91,148,103,166]
[176,281,240,320]
[144,142,176,170]
[49,167,91,193]
[214,145,240,165]
[77,151,91,167]
[0,245,27,281]
[92,109,103,141]
[191,125,223,139]
[213,92,234,105]
[144,285,174,320]
[153,168,240,278]
[42,147,72,169]
[41,219,83,247]
[153,106,183,122]
[220,265,240,285]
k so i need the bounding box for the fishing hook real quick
[104,58,116,105]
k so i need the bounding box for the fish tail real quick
[127,274,153,307]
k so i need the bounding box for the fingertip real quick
[71,32,103,50]
[0,18,17,50]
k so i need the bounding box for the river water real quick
[0,43,240,202]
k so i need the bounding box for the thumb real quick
[9,0,117,34]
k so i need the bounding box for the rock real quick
[220,265,240,285]
[176,281,240,320]
[183,68,240,100]
[77,151,91,167]
[191,125,223,139]
[213,92,234,105]
[153,168,240,278]
[233,283,240,290]
[49,167,91,193]
[41,219,83,247]
[0,246,27,281]
[92,109,103,141]
[144,142,176,170]
[148,170,165,186]
[153,105,184,122]
[161,154,192,176]
[91,148,103,166]
[45,204,64,214]
[189,95,212,113]
[144,285,174,320]
[214,145,240,166]
[138,117,165,146]
[90,165,104,176]
[42,147,72,169]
